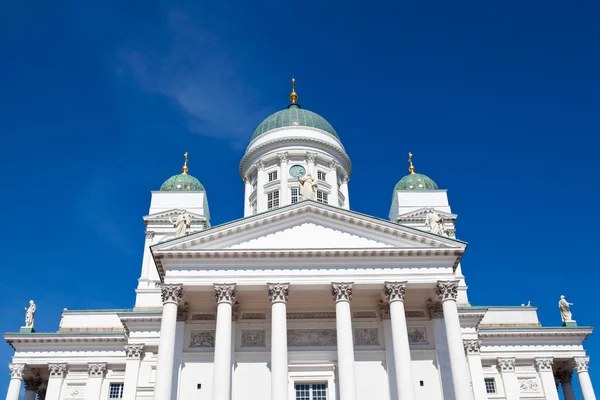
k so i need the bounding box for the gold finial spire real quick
[408,152,415,174]
[182,152,189,174]
[289,78,298,104]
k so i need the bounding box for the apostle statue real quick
[558,295,574,324]
[169,211,191,237]
[425,209,445,236]
[24,300,36,328]
[298,174,317,200]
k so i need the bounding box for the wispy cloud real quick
[120,12,265,144]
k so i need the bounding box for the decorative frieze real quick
[426,301,444,319]
[408,327,427,343]
[48,364,67,378]
[518,378,540,393]
[535,357,553,372]
[463,339,482,354]
[288,329,337,346]
[384,281,407,303]
[332,282,353,302]
[377,301,390,320]
[353,328,379,345]
[160,284,183,305]
[125,344,144,359]
[241,330,266,347]
[241,313,266,320]
[405,311,426,318]
[574,356,589,372]
[287,312,336,319]
[9,363,25,379]
[268,283,290,303]
[87,363,106,378]
[190,330,215,348]
[435,280,459,301]
[214,284,236,305]
[498,358,516,372]
[353,311,377,319]
[190,313,216,321]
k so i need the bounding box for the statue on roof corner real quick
[24,300,36,328]
[425,209,446,236]
[298,174,317,201]
[170,210,191,237]
[559,295,574,324]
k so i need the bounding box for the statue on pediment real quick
[298,174,317,201]
[559,295,574,324]
[24,300,36,328]
[425,209,445,236]
[170,211,191,237]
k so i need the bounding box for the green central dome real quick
[394,172,439,191]
[160,173,204,191]
[251,104,339,142]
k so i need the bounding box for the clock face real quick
[289,165,306,178]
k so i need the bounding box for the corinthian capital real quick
[254,160,265,170]
[214,284,237,304]
[125,344,144,359]
[535,357,553,372]
[332,282,353,302]
[426,301,444,319]
[498,358,516,372]
[435,280,459,302]
[574,356,590,372]
[277,152,289,163]
[268,283,290,303]
[48,363,67,377]
[463,339,482,354]
[9,363,26,379]
[384,281,407,303]
[87,363,106,378]
[160,284,183,305]
[328,159,339,171]
[306,152,317,163]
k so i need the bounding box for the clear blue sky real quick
[1,1,599,396]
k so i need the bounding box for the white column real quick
[123,345,144,400]
[575,357,597,400]
[255,160,267,213]
[45,364,66,400]
[384,282,416,400]
[84,364,106,400]
[427,302,454,400]
[154,284,183,400]
[497,358,519,400]
[6,364,25,400]
[463,340,487,400]
[340,175,350,209]
[212,284,236,400]
[278,153,289,206]
[435,280,472,400]
[535,358,559,400]
[332,282,357,400]
[327,159,339,206]
[379,302,398,400]
[24,377,42,400]
[243,175,252,216]
[557,367,576,400]
[172,306,187,400]
[268,283,290,400]
[306,152,317,177]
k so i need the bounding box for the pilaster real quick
[463,340,487,400]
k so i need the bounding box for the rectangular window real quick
[295,383,327,400]
[484,378,496,394]
[291,187,300,204]
[268,171,278,182]
[109,383,124,399]
[267,190,279,209]
[317,171,326,181]
[316,190,328,204]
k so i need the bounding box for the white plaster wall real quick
[178,359,214,400]
[480,307,540,326]
[149,192,209,217]
[355,360,390,400]
[60,312,123,329]
[232,362,271,400]
[389,191,451,221]
[411,354,445,400]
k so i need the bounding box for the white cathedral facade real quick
[4,82,596,400]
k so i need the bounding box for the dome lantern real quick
[160,152,205,192]
[393,152,439,191]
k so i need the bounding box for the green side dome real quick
[394,173,439,191]
[251,104,339,142]
[160,173,204,191]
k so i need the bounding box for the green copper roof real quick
[160,173,204,191]
[251,105,339,141]
[394,173,439,191]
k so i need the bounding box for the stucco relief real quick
[241,330,266,347]
[287,312,336,319]
[353,311,377,318]
[288,329,337,346]
[65,385,85,399]
[241,313,266,320]
[353,328,379,345]
[408,327,427,343]
[518,378,540,393]
[190,313,216,320]
[190,330,215,348]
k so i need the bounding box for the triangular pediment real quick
[151,201,465,253]
[396,207,457,222]
[143,208,207,223]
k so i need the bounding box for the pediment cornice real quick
[396,207,458,222]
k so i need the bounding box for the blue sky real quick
[1,1,599,396]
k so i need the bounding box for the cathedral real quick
[3,81,596,400]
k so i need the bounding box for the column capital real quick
[342,175,349,183]
[145,231,155,239]
[24,377,42,391]
[435,280,459,302]
[214,283,237,304]
[574,356,590,372]
[377,301,390,320]
[556,367,573,384]
[177,302,190,321]
[254,159,265,170]
[463,339,482,354]
[426,300,444,319]
[48,363,67,378]
[277,152,289,163]
[160,284,183,305]
[328,159,339,171]
[498,357,516,372]
[87,363,106,378]
[125,344,144,359]
[9,364,26,379]
[535,357,554,372]
[384,281,407,303]
[268,283,290,303]
[305,152,317,163]
[332,282,353,302]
